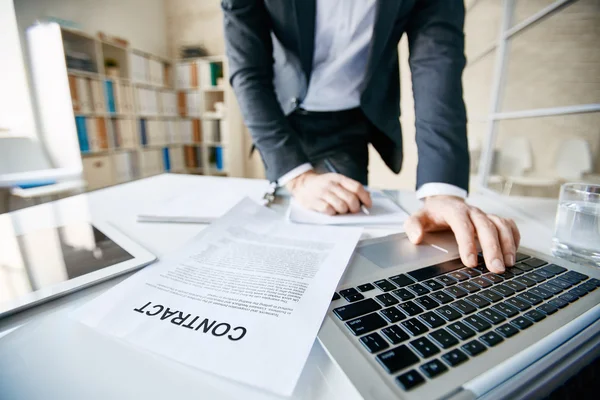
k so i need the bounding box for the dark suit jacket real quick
[222,0,469,191]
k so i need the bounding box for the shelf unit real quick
[27,23,188,191]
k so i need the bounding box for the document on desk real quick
[73,198,362,397]
[288,190,409,226]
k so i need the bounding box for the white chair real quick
[555,138,593,180]
[0,136,86,210]
[491,137,537,195]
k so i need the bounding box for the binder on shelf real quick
[190,62,199,88]
[209,62,223,87]
[178,92,187,117]
[186,92,201,117]
[114,152,135,183]
[96,118,109,150]
[119,119,136,148]
[109,118,120,148]
[195,146,204,167]
[75,116,89,153]
[76,77,92,113]
[140,118,148,146]
[176,64,190,89]
[162,147,171,171]
[90,79,106,112]
[69,75,80,112]
[169,147,184,171]
[179,120,193,143]
[184,145,198,168]
[192,119,202,143]
[104,80,116,114]
[199,62,211,88]
[215,146,224,171]
[165,120,178,143]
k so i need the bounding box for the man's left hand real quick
[404,195,521,274]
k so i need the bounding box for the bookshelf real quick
[175,56,244,177]
[27,23,191,191]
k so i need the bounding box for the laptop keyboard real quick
[331,252,600,391]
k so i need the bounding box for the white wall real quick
[14,0,169,58]
[0,0,37,136]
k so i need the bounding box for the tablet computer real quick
[0,220,156,319]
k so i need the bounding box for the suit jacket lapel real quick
[362,0,402,89]
[293,0,316,82]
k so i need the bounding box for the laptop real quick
[319,232,600,399]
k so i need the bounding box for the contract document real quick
[73,198,362,397]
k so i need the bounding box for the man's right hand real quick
[286,171,372,215]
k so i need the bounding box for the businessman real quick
[222,0,520,273]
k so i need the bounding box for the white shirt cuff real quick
[277,163,313,186]
[416,182,467,200]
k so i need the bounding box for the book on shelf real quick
[184,145,198,168]
[160,91,177,116]
[192,119,202,142]
[104,80,116,114]
[147,120,166,146]
[68,75,80,112]
[75,116,89,153]
[149,59,164,86]
[139,118,147,146]
[215,146,225,171]
[131,53,148,84]
[114,81,133,114]
[186,92,201,117]
[109,118,120,148]
[74,77,92,113]
[114,152,135,183]
[118,119,136,148]
[169,147,185,171]
[177,91,187,117]
[165,120,178,143]
[162,147,171,171]
[209,62,223,86]
[90,79,106,112]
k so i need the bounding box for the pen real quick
[323,159,370,215]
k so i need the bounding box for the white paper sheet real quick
[73,198,362,397]
[288,190,409,226]
[137,177,270,223]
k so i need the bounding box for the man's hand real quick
[286,171,372,215]
[404,195,521,274]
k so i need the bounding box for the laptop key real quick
[392,288,415,301]
[381,325,410,345]
[537,303,558,315]
[332,292,341,301]
[514,276,537,288]
[346,313,387,336]
[410,337,441,358]
[533,268,556,279]
[445,286,468,298]
[524,309,546,322]
[360,332,390,353]
[407,260,464,282]
[482,273,504,284]
[544,264,567,275]
[374,279,397,292]
[448,271,469,282]
[447,322,476,340]
[420,359,448,378]
[422,279,444,292]
[398,301,424,317]
[345,293,365,302]
[496,323,519,338]
[503,280,526,292]
[465,294,491,309]
[522,258,547,268]
[517,292,543,305]
[461,268,482,278]
[539,282,563,295]
[430,290,454,304]
[491,284,515,297]
[548,298,569,309]
[516,252,530,262]
[478,309,506,325]
[525,272,546,283]
[415,295,439,311]
[492,303,519,318]
[419,311,446,328]
[376,293,399,307]
[528,287,553,300]
[588,278,600,287]
[437,275,458,286]
[559,292,578,303]
[571,286,588,297]
[509,266,525,276]
[463,315,492,332]
[436,305,462,321]
[562,270,589,284]
[357,283,375,292]
[458,281,481,293]
[380,307,406,323]
[429,328,459,349]
[389,274,415,288]
[548,278,572,290]
[511,316,533,330]
[401,318,429,336]
[479,331,504,347]
[471,277,493,288]
[514,262,533,272]
[340,288,359,297]
[334,298,382,321]
[442,349,469,367]
[396,369,425,391]
[505,297,531,311]
[580,282,598,292]
[462,340,487,356]
[376,345,420,374]
[479,290,503,303]
[408,283,430,296]
[452,300,477,315]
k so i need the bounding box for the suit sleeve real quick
[221,0,309,182]
[406,0,469,192]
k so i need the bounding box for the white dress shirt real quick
[278,0,467,200]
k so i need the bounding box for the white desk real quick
[0,174,560,399]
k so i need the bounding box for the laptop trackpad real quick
[358,235,446,269]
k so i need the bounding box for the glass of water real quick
[552,183,600,266]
